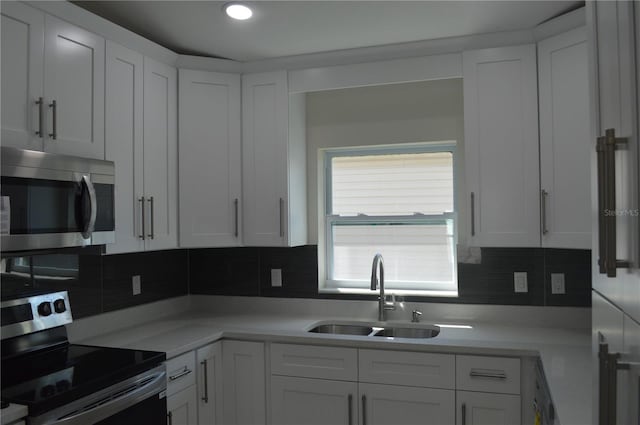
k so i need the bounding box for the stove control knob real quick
[53,299,66,313]
[37,302,52,317]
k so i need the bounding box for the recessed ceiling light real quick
[224,3,253,20]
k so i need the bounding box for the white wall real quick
[306,78,465,244]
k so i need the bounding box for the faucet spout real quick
[370,253,394,321]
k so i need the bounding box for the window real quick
[322,143,457,296]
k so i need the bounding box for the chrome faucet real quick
[370,253,395,321]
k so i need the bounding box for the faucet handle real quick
[412,310,423,323]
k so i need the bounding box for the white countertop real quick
[80,309,592,425]
[0,403,27,425]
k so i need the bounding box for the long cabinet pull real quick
[148,196,155,240]
[347,394,353,425]
[598,343,608,425]
[541,189,549,235]
[167,411,172,425]
[470,192,475,237]
[234,198,239,238]
[35,97,44,137]
[461,402,466,425]
[361,395,367,425]
[596,128,630,277]
[469,369,507,380]
[279,197,284,238]
[168,367,192,381]
[201,360,209,403]
[48,100,57,140]
[139,197,146,240]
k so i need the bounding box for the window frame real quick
[321,142,459,296]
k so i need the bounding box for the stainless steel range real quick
[1,291,167,424]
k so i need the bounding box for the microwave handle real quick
[80,175,97,239]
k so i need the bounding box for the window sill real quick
[318,287,459,298]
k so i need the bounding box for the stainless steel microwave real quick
[0,147,115,252]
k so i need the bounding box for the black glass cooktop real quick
[1,343,165,416]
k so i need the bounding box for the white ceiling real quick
[73,1,582,62]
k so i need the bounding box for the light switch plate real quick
[514,272,528,293]
[132,275,141,295]
[551,273,565,294]
[271,269,282,287]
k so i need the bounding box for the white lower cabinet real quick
[456,391,521,425]
[271,376,357,425]
[168,385,198,425]
[359,383,455,425]
[223,340,266,425]
[196,342,223,425]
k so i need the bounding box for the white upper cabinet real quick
[105,41,145,254]
[463,44,540,247]
[538,27,591,249]
[179,69,242,248]
[1,3,105,159]
[1,2,44,151]
[242,71,307,247]
[43,15,105,159]
[143,57,178,251]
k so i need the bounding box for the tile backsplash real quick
[0,245,590,321]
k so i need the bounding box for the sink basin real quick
[373,326,440,339]
[309,324,374,336]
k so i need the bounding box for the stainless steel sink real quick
[373,326,440,339]
[309,324,374,336]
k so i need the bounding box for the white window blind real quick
[324,146,457,295]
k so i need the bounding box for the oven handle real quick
[80,175,97,240]
[50,369,166,425]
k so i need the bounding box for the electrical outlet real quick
[132,275,141,295]
[551,273,565,294]
[271,269,282,287]
[514,272,528,293]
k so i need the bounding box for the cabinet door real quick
[143,57,178,251]
[197,342,223,425]
[271,376,357,425]
[1,2,44,151]
[179,69,242,248]
[223,340,266,425]
[359,383,455,425]
[43,15,104,159]
[167,385,198,425]
[105,41,145,254]
[463,45,540,247]
[242,71,289,246]
[456,391,520,425]
[538,27,591,249]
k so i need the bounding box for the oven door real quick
[0,171,114,252]
[29,365,166,425]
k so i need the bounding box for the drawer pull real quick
[469,369,507,380]
[169,367,193,381]
[347,394,353,425]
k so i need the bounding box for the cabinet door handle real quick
[35,97,44,137]
[139,197,146,240]
[234,198,239,238]
[470,192,475,236]
[361,395,367,425]
[148,196,155,239]
[461,402,466,425]
[469,369,507,380]
[48,100,57,140]
[168,367,192,381]
[596,128,630,277]
[541,189,549,235]
[201,359,209,403]
[279,197,284,238]
[347,394,353,425]
[167,411,172,425]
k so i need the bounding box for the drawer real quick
[166,350,196,396]
[456,355,520,395]
[359,349,455,389]
[271,343,357,381]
